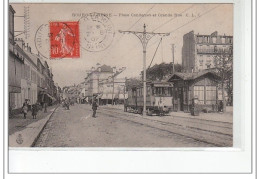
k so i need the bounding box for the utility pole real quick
[111,67,116,105]
[171,44,175,74]
[119,24,169,116]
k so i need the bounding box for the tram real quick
[126,81,173,115]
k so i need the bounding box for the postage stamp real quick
[79,12,115,52]
[49,21,80,58]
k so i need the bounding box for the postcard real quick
[6,1,254,175]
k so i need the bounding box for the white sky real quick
[11,3,233,87]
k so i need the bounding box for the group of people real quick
[61,98,71,110]
[21,99,47,119]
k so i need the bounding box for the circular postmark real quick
[79,12,115,52]
[34,24,50,59]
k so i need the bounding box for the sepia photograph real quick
[8,3,234,148]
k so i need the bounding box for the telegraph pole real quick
[119,24,169,116]
[171,44,175,74]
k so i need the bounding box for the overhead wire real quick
[152,4,195,32]
[114,5,197,63]
[101,4,157,60]
[113,4,222,70]
[148,38,162,69]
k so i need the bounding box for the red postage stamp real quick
[49,21,80,58]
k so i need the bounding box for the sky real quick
[11,3,233,88]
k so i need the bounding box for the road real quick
[34,103,232,147]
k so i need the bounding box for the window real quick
[199,59,203,66]
[147,86,150,95]
[206,86,216,104]
[212,37,216,43]
[221,37,225,43]
[168,87,173,96]
[198,37,203,43]
[214,45,217,52]
[204,37,207,43]
[194,86,204,104]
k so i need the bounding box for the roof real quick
[167,70,221,82]
[15,41,48,69]
[99,65,113,72]
[130,81,173,89]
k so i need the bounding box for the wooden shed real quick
[167,70,221,112]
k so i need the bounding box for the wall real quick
[182,31,196,72]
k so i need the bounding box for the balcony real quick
[197,48,232,54]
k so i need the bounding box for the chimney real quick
[22,42,25,49]
[171,44,175,74]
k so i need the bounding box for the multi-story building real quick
[15,39,39,107]
[9,5,58,113]
[8,5,24,113]
[182,31,233,72]
[14,38,57,108]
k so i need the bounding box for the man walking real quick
[92,98,98,118]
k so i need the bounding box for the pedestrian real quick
[219,100,223,112]
[44,102,47,113]
[92,98,98,118]
[65,98,70,110]
[124,99,128,112]
[158,98,164,116]
[22,100,29,119]
[31,103,38,119]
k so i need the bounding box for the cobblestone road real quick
[34,104,217,147]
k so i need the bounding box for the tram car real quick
[126,81,174,115]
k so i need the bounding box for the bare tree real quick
[213,47,233,112]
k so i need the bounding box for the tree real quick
[213,47,233,112]
[141,62,183,81]
[125,78,142,91]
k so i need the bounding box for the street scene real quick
[8,4,233,147]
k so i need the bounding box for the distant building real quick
[182,31,233,73]
[84,64,126,104]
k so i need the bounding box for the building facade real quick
[8,5,24,112]
[182,31,233,73]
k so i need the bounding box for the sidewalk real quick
[169,106,233,123]
[103,104,233,123]
[9,104,59,147]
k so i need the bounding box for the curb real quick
[30,105,59,147]
[169,113,233,124]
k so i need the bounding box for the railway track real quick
[100,106,233,147]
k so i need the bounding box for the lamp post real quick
[119,24,169,115]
